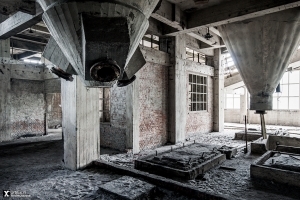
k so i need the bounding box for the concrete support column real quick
[0,14,10,58]
[126,75,140,154]
[61,77,100,170]
[240,86,248,124]
[169,34,187,143]
[213,49,224,132]
[0,14,11,142]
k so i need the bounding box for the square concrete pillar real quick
[213,49,224,132]
[169,35,187,143]
[0,14,10,58]
[61,76,100,170]
[125,76,140,154]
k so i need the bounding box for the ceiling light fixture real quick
[204,27,213,40]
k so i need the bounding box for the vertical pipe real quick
[260,114,267,139]
[244,115,248,153]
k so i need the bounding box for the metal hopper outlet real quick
[219,8,300,112]
[37,0,159,87]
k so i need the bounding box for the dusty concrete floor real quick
[0,137,196,199]
[101,129,300,200]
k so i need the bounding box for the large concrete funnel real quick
[37,0,159,87]
[219,8,300,111]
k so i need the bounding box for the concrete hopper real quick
[37,0,159,87]
[219,8,300,112]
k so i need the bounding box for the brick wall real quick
[138,63,168,150]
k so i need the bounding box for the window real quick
[225,94,240,109]
[99,88,110,123]
[188,74,207,111]
[140,34,159,50]
[186,47,206,64]
[222,53,238,76]
[273,70,300,110]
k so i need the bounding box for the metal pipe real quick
[260,114,267,139]
[244,115,248,154]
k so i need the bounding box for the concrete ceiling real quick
[167,0,233,12]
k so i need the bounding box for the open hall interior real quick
[1,0,300,199]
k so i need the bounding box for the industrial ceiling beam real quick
[0,0,36,15]
[26,24,50,35]
[152,0,222,49]
[151,0,185,31]
[13,51,36,59]
[0,7,43,39]
[11,39,45,53]
[166,0,300,36]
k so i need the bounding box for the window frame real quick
[225,93,240,109]
[188,73,208,112]
[273,70,300,110]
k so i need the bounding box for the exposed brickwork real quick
[138,63,168,150]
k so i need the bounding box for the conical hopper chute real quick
[219,8,300,112]
[37,0,159,87]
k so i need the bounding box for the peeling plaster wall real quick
[10,79,45,139]
[248,110,300,126]
[185,61,214,139]
[0,64,62,142]
[100,85,127,151]
[225,109,300,126]
[138,63,168,151]
[45,79,62,129]
[224,109,240,123]
[46,93,62,128]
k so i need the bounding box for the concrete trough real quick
[234,131,264,141]
[275,145,300,154]
[235,130,289,141]
[135,144,226,180]
[251,151,300,188]
[251,137,268,154]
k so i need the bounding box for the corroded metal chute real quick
[219,8,300,112]
[37,0,159,87]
